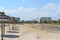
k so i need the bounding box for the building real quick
[15,17,20,23]
[40,17,52,23]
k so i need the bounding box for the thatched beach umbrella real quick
[0,12,14,40]
[9,17,17,30]
[0,12,19,40]
[0,19,10,40]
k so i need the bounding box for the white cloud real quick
[4,7,25,13]
[57,4,60,9]
[43,2,56,10]
[24,8,37,13]
[0,2,60,20]
[0,6,5,12]
[4,7,37,14]
[41,2,60,19]
[0,7,37,20]
[56,9,60,13]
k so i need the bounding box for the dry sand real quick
[19,24,60,40]
[0,24,60,40]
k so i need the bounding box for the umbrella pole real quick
[15,23,16,28]
[9,23,10,32]
[12,23,14,30]
[1,23,4,40]
[3,23,5,35]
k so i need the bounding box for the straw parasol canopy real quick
[0,12,16,23]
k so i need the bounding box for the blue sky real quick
[0,0,60,20]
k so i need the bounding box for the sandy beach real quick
[0,24,60,40]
